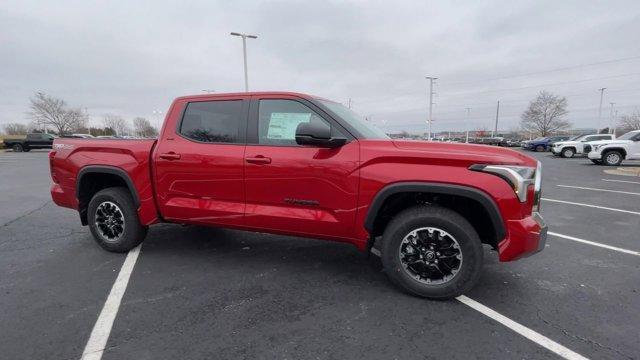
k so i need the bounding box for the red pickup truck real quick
[50,92,546,299]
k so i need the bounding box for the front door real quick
[153,96,249,227]
[243,96,360,240]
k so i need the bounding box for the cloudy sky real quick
[1,0,639,134]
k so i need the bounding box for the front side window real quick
[179,100,243,143]
[258,99,341,146]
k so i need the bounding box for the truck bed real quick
[50,138,160,225]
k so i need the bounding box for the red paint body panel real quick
[50,91,545,262]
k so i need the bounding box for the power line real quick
[445,55,640,85]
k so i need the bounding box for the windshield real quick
[533,137,546,141]
[618,131,638,140]
[570,135,586,141]
[317,100,389,139]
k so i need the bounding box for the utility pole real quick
[597,87,606,132]
[230,32,258,92]
[425,76,437,140]
[465,107,471,143]
[348,98,352,109]
[609,102,616,134]
[492,101,500,137]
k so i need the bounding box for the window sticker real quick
[267,112,311,139]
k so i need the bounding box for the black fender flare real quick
[76,165,140,207]
[364,182,506,240]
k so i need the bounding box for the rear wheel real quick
[561,148,575,158]
[381,206,483,299]
[603,151,623,166]
[12,144,23,152]
[88,187,147,252]
[535,145,545,152]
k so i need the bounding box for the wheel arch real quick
[76,165,140,225]
[364,182,506,249]
[602,147,627,158]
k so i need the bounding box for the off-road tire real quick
[381,206,483,299]
[88,187,147,252]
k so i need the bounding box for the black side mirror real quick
[295,121,346,148]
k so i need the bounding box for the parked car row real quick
[522,130,640,166]
[550,134,614,158]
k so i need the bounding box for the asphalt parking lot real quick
[1,149,639,360]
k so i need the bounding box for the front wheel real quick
[561,148,574,158]
[603,151,623,166]
[12,144,23,152]
[381,206,483,299]
[88,187,148,252]
[535,145,545,152]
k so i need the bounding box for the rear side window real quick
[179,100,243,143]
[592,135,612,141]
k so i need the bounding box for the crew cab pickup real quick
[49,92,546,299]
[586,130,640,166]
[551,133,615,158]
[4,133,56,152]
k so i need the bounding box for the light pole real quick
[425,76,437,140]
[152,110,162,133]
[609,102,616,134]
[230,32,258,92]
[597,87,606,131]
[465,107,471,143]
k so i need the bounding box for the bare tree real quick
[132,117,158,138]
[28,92,85,135]
[617,110,640,132]
[102,114,130,136]
[520,91,570,137]
[3,123,28,135]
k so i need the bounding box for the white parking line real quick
[81,245,141,360]
[457,296,588,360]
[602,178,640,185]
[557,184,640,196]
[542,198,640,215]
[549,232,640,256]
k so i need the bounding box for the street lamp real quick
[230,32,258,92]
[152,110,163,133]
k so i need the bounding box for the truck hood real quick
[553,141,579,147]
[391,140,535,166]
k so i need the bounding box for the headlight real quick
[470,162,541,205]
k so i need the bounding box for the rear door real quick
[243,95,360,239]
[153,96,249,226]
[26,134,41,148]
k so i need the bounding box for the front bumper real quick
[588,150,602,160]
[498,212,547,261]
[550,147,560,154]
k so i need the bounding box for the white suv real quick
[587,130,640,165]
[551,133,615,158]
